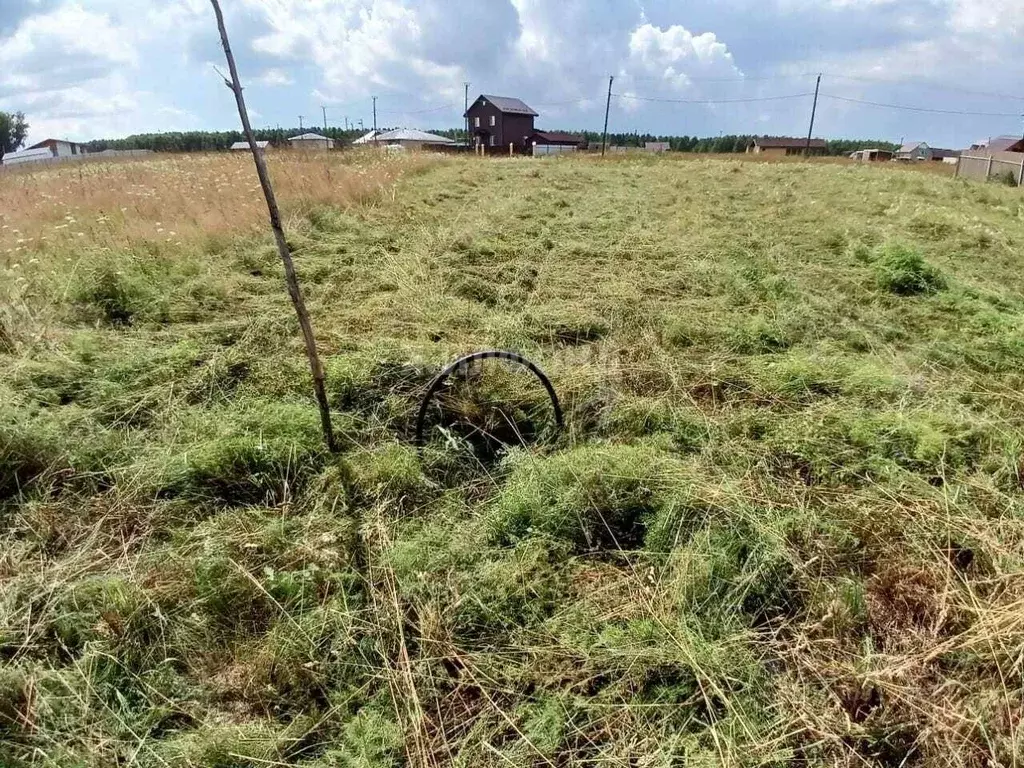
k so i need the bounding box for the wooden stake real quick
[209,0,337,453]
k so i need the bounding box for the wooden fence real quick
[956,151,1024,186]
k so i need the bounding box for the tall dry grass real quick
[0,149,430,264]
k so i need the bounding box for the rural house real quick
[28,138,88,158]
[896,141,931,161]
[849,148,894,162]
[930,148,961,164]
[971,136,1024,153]
[957,136,1024,185]
[747,137,827,157]
[351,130,380,145]
[374,128,455,151]
[465,94,537,151]
[529,130,584,156]
[3,137,90,166]
[287,132,334,150]
[230,141,269,151]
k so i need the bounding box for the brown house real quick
[747,137,827,157]
[465,94,537,151]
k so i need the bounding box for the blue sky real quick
[1,0,1022,148]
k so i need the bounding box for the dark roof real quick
[987,136,1024,152]
[931,148,960,159]
[531,130,582,145]
[469,94,538,116]
[753,136,827,149]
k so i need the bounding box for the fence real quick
[956,152,1024,186]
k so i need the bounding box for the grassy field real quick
[2,151,1023,767]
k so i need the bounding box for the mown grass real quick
[2,151,1024,767]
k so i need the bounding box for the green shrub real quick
[345,443,430,506]
[874,244,946,295]
[489,444,678,552]
[0,401,67,499]
[71,263,163,325]
[156,402,328,505]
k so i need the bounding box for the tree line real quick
[85,127,897,156]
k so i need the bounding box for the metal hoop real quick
[415,350,564,448]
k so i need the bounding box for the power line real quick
[822,72,1024,102]
[616,72,817,83]
[819,93,1024,118]
[613,92,814,104]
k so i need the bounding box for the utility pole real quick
[344,116,349,131]
[298,115,304,132]
[804,73,821,158]
[464,81,470,144]
[321,105,327,133]
[372,96,377,146]
[601,75,614,157]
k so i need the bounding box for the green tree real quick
[0,111,29,159]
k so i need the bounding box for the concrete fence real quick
[956,152,1024,186]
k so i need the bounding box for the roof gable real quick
[288,132,329,141]
[466,94,538,116]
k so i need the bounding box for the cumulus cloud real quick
[0,0,1020,144]
[256,68,295,87]
[0,0,207,142]
[627,24,741,87]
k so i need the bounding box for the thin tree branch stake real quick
[209,0,337,453]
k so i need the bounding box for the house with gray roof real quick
[464,94,538,151]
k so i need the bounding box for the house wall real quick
[757,147,788,158]
[290,139,333,150]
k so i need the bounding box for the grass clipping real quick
[1,152,1024,768]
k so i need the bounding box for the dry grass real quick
[0,149,428,262]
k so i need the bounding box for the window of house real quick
[490,135,496,147]
[474,117,480,128]
[490,115,496,127]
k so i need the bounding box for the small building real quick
[747,137,827,157]
[230,141,269,151]
[530,130,583,156]
[897,141,931,161]
[27,138,88,158]
[287,132,334,150]
[1,147,55,166]
[351,130,381,145]
[930,148,960,164]
[465,94,538,151]
[374,128,455,151]
[850,148,894,162]
[970,136,1024,153]
[645,141,670,152]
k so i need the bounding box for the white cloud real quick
[0,0,205,142]
[627,23,741,88]
[256,68,294,87]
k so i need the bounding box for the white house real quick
[374,128,454,151]
[351,130,380,145]
[287,132,334,150]
[28,138,88,158]
[1,147,54,166]
[230,141,270,151]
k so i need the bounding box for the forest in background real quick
[84,127,899,156]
